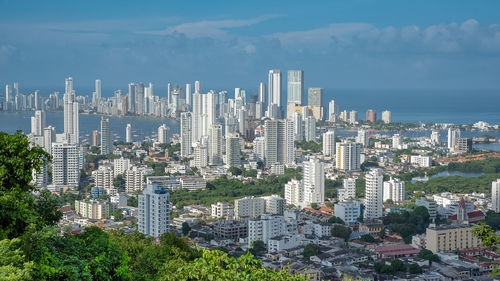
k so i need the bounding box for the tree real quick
[331,225,352,241]
[408,263,422,274]
[229,166,242,176]
[0,238,33,281]
[359,234,375,243]
[127,196,138,207]
[181,222,191,236]
[310,203,319,210]
[328,216,345,225]
[391,259,406,272]
[417,249,440,262]
[113,174,126,190]
[202,233,214,241]
[472,223,500,277]
[249,240,266,256]
[303,244,321,259]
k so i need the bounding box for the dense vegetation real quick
[295,141,322,153]
[382,206,430,243]
[0,132,307,280]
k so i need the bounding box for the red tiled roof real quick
[449,210,485,221]
[319,206,334,213]
[374,244,420,256]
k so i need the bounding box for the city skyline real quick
[1,1,500,90]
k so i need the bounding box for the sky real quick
[1,0,500,93]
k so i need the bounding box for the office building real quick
[287,70,303,105]
[364,169,384,219]
[322,130,335,157]
[454,138,472,153]
[335,142,361,171]
[209,124,223,165]
[303,158,325,204]
[248,214,285,245]
[113,157,130,176]
[381,110,391,124]
[100,117,113,154]
[126,124,132,143]
[268,69,282,108]
[328,99,339,122]
[31,110,46,136]
[338,178,356,201]
[234,196,265,219]
[334,200,364,225]
[447,128,461,151]
[51,142,80,187]
[75,200,110,220]
[226,133,241,167]
[264,119,294,167]
[158,124,169,144]
[138,183,171,238]
[92,165,114,190]
[383,177,405,203]
[180,112,192,157]
[492,179,500,212]
[426,224,480,253]
[356,129,369,147]
[366,109,376,123]
[415,197,437,220]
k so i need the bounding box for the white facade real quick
[31,110,46,136]
[335,200,364,225]
[138,183,171,238]
[268,69,282,108]
[287,70,304,105]
[431,131,440,145]
[410,155,432,167]
[338,178,356,201]
[383,177,406,203]
[113,157,130,176]
[92,165,114,190]
[193,142,208,169]
[125,166,150,194]
[209,124,223,166]
[356,129,369,147]
[381,110,391,124]
[248,214,285,245]
[328,99,339,122]
[364,169,384,219]
[322,130,335,157]
[261,195,286,215]
[392,134,403,149]
[180,112,192,157]
[336,142,361,171]
[51,142,80,187]
[492,179,500,212]
[211,202,234,219]
[158,124,169,144]
[126,123,132,143]
[284,179,303,206]
[447,128,461,151]
[264,119,294,167]
[303,158,325,204]
[75,200,110,220]
[293,112,303,142]
[234,196,265,219]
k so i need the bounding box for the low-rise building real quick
[334,200,364,225]
[213,220,248,240]
[426,224,480,253]
[75,200,110,220]
[211,202,234,219]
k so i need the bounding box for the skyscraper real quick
[303,158,325,204]
[158,124,169,144]
[304,116,316,142]
[180,112,192,157]
[492,179,500,213]
[128,83,136,113]
[226,133,241,167]
[366,109,376,123]
[92,130,99,147]
[382,110,391,124]
[447,128,461,150]
[356,129,369,147]
[138,183,171,238]
[93,79,101,105]
[100,117,113,155]
[192,91,201,144]
[336,142,361,171]
[264,119,294,167]
[268,70,281,108]
[126,124,132,143]
[65,77,73,94]
[51,142,80,187]
[259,82,266,104]
[323,130,335,157]
[287,70,304,105]
[293,112,303,142]
[185,83,191,106]
[31,110,46,136]
[328,99,339,122]
[431,130,440,145]
[43,126,56,154]
[209,124,223,165]
[364,168,384,219]
[307,88,323,107]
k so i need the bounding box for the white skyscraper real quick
[268,69,282,115]
[431,130,440,145]
[287,70,303,105]
[338,178,356,201]
[383,177,406,203]
[356,129,369,147]
[209,124,223,166]
[180,112,192,157]
[185,83,191,106]
[264,119,294,167]
[126,124,132,143]
[336,142,361,171]
[138,183,171,238]
[100,117,113,155]
[51,142,80,187]
[65,77,73,94]
[349,110,358,124]
[284,179,303,206]
[158,124,169,144]
[43,126,56,154]
[193,141,208,168]
[226,133,241,167]
[31,110,46,136]
[201,91,217,137]
[303,158,325,204]
[304,115,316,142]
[448,128,461,150]
[93,79,101,105]
[392,134,403,149]
[328,100,339,122]
[194,80,201,94]
[192,91,201,144]
[259,82,266,104]
[382,110,391,124]
[293,112,303,142]
[364,169,384,219]
[492,179,500,213]
[322,130,335,157]
[72,102,79,143]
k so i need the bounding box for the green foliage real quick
[355,178,365,197]
[485,211,500,230]
[166,249,307,281]
[0,238,33,281]
[406,173,500,196]
[325,178,342,198]
[89,146,100,154]
[328,216,345,225]
[181,222,191,236]
[310,203,319,210]
[303,244,321,259]
[127,196,138,207]
[383,206,429,243]
[202,233,214,241]
[229,167,242,176]
[390,259,406,272]
[417,249,440,262]
[374,259,406,275]
[408,263,422,274]
[114,174,126,190]
[241,169,258,178]
[249,240,266,257]
[359,234,375,243]
[331,225,352,241]
[295,141,322,153]
[111,210,124,222]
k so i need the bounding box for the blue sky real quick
[1,0,500,92]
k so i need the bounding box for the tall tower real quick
[303,158,325,204]
[51,142,80,187]
[100,117,113,155]
[31,110,46,136]
[209,124,223,166]
[336,142,361,171]
[364,169,384,220]
[126,124,132,143]
[268,69,281,108]
[328,99,339,122]
[492,179,500,213]
[323,130,335,157]
[180,112,192,157]
[128,83,136,113]
[72,101,79,143]
[447,128,461,150]
[366,109,376,123]
[185,83,191,106]
[158,124,169,144]
[226,133,241,167]
[138,183,171,238]
[287,70,304,105]
[65,77,73,94]
[259,82,266,105]
[192,91,201,144]
[264,119,294,167]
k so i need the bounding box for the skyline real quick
[1,0,500,90]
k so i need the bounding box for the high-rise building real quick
[209,124,223,166]
[248,214,285,245]
[392,134,403,149]
[328,99,339,122]
[51,142,80,187]
[383,177,406,203]
[335,142,361,171]
[100,117,113,155]
[492,179,500,212]
[113,157,131,176]
[226,133,241,167]
[338,178,356,201]
[366,109,376,123]
[128,83,136,113]
[349,110,358,124]
[304,115,316,142]
[259,82,266,105]
[307,88,322,107]
[158,124,169,144]
[138,183,171,238]
[431,130,440,145]
[381,110,391,124]
[125,166,149,194]
[323,130,335,157]
[92,130,99,147]
[92,165,114,190]
[234,196,265,219]
[185,83,191,106]
[65,77,73,94]
[126,124,132,143]
[303,158,325,204]
[454,138,472,153]
[287,70,304,105]
[293,112,303,142]
[268,69,282,108]
[43,126,56,154]
[364,169,384,219]
[180,112,192,157]
[284,179,303,206]
[356,129,369,147]
[193,141,208,168]
[447,128,460,151]
[31,110,46,136]
[93,79,101,105]
[264,119,294,167]
[192,91,201,143]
